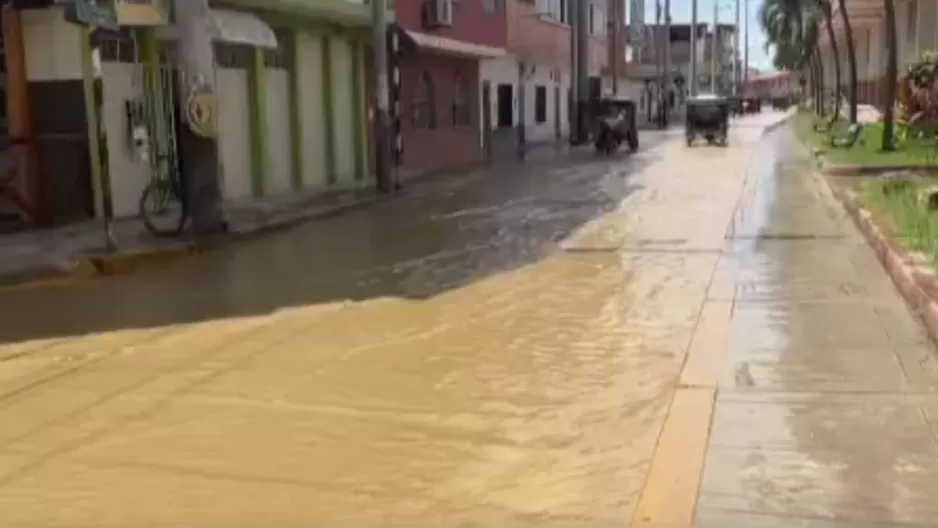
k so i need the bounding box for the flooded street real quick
[2,112,938,528]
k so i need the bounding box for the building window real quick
[535,86,547,123]
[95,27,138,63]
[412,71,436,129]
[214,43,253,69]
[264,30,290,69]
[453,74,472,126]
[589,5,605,36]
[482,0,496,12]
[537,0,568,24]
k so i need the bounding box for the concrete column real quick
[173,0,225,234]
[517,60,526,157]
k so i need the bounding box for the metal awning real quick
[403,30,506,58]
[157,8,279,49]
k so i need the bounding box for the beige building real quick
[819,0,938,108]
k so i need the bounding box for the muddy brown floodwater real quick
[6,113,934,528]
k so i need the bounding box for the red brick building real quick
[481,0,611,151]
[393,0,508,178]
[744,71,800,99]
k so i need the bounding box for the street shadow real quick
[0,138,666,347]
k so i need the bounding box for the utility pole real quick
[743,0,749,91]
[654,0,662,127]
[662,0,670,127]
[569,0,579,144]
[372,0,393,192]
[732,0,739,95]
[576,0,590,142]
[174,0,225,235]
[690,0,698,97]
[611,0,619,95]
[710,0,718,93]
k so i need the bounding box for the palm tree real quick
[818,0,842,120]
[812,48,825,113]
[759,0,822,111]
[882,0,898,149]
[836,0,858,123]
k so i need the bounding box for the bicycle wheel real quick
[140,179,188,237]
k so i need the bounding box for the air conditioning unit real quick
[423,0,453,28]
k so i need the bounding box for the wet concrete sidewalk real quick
[0,112,935,528]
[685,128,938,528]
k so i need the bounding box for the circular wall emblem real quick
[186,86,217,138]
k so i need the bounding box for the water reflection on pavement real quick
[2,114,936,528]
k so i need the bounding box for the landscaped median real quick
[793,111,938,345]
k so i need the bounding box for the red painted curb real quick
[826,178,938,345]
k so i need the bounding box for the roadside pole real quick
[569,0,580,145]
[576,0,590,142]
[710,1,718,93]
[733,0,740,95]
[174,0,225,235]
[655,0,662,128]
[611,0,620,95]
[690,0,698,96]
[743,0,749,90]
[371,0,394,192]
[661,0,671,128]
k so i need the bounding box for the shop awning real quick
[157,8,279,49]
[402,30,507,58]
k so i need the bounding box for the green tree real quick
[759,0,822,111]
[818,0,842,120]
[882,0,898,149]
[836,0,858,123]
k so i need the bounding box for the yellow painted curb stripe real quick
[632,387,716,528]
[0,245,204,293]
[679,300,734,389]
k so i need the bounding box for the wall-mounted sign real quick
[58,0,118,29]
[114,0,170,26]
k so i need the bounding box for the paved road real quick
[1,113,937,528]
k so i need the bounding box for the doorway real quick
[0,3,25,232]
[496,83,513,128]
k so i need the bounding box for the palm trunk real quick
[813,47,825,115]
[882,0,898,150]
[837,0,858,122]
[821,1,842,120]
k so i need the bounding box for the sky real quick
[636,0,772,70]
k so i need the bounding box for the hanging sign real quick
[59,0,118,29]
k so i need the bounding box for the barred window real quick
[412,72,436,129]
[264,30,290,69]
[214,42,252,69]
[95,27,138,63]
[452,74,472,126]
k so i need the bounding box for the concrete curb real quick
[0,242,205,292]
[0,171,444,292]
[824,177,938,346]
[761,111,798,137]
[0,259,99,292]
[823,163,938,176]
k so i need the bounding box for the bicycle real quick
[139,153,188,237]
